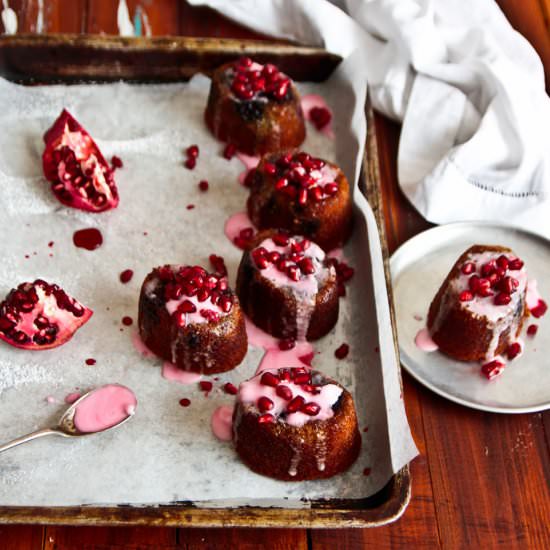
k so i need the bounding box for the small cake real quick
[233,367,361,481]
[236,231,339,341]
[427,245,528,362]
[204,57,306,156]
[247,151,353,251]
[138,265,247,374]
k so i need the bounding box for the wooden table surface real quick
[1,1,550,548]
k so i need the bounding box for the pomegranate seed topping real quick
[469,275,481,292]
[461,262,475,275]
[272,232,290,246]
[298,257,315,275]
[264,162,277,175]
[278,339,296,351]
[223,143,237,160]
[286,395,306,414]
[527,324,538,336]
[324,182,338,195]
[478,286,495,298]
[172,310,185,328]
[209,254,227,276]
[111,155,123,169]
[299,352,315,366]
[309,106,332,130]
[275,177,288,190]
[219,295,233,313]
[238,56,253,67]
[186,145,199,158]
[197,288,210,302]
[258,396,274,413]
[301,402,321,416]
[185,157,196,170]
[119,269,133,284]
[293,372,310,385]
[494,293,511,306]
[258,413,275,424]
[287,266,300,281]
[298,188,308,205]
[459,291,474,302]
[200,309,220,323]
[179,300,197,314]
[335,343,350,359]
[267,251,280,264]
[531,299,548,318]
[260,371,280,387]
[508,258,524,270]
[199,380,213,393]
[223,382,238,395]
[481,360,505,380]
[198,180,209,192]
[506,342,522,360]
[276,385,293,400]
[496,255,509,270]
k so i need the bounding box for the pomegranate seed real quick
[233,236,248,250]
[276,385,293,400]
[197,288,210,302]
[293,372,310,385]
[122,316,133,326]
[531,299,548,318]
[496,255,509,269]
[209,254,227,276]
[219,296,233,313]
[275,177,288,190]
[258,396,274,412]
[527,324,538,336]
[478,286,494,298]
[299,352,314,366]
[273,233,289,246]
[335,343,350,359]
[497,276,517,294]
[240,227,254,239]
[111,155,123,169]
[119,269,133,284]
[301,402,321,416]
[179,398,191,407]
[481,360,505,380]
[238,56,252,67]
[173,311,186,328]
[179,300,197,313]
[223,143,237,160]
[309,106,332,130]
[200,309,220,323]
[286,395,305,413]
[287,266,300,281]
[508,258,524,270]
[260,372,279,387]
[198,180,209,192]
[199,380,213,393]
[278,339,295,351]
[298,188,308,205]
[459,291,474,302]
[223,382,238,395]
[506,342,522,360]
[268,251,281,263]
[469,275,480,292]
[216,279,228,291]
[264,162,276,175]
[299,257,315,275]
[258,413,275,424]
[324,182,338,196]
[85,358,96,366]
[461,262,475,275]
[481,260,497,277]
[185,157,196,170]
[186,145,199,158]
[494,293,511,306]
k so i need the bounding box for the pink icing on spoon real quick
[301,94,334,138]
[73,384,137,433]
[162,361,202,385]
[415,328,438,352]
[236,152,260,186]
[211,405,234,441]
[224,211,255,244]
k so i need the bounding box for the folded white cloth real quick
[190,0,550,239]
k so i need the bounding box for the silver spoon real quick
[0,384,136,454]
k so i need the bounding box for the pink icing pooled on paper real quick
[73,384,137,433]
[211,405,234,441]
[131,331,155,358]
[301,94,334,138]
[415,328,438,352]
[224,211,255,243]
[238,370,342,427]
[162,362,202,385]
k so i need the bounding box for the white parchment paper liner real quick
[0,48,417,507]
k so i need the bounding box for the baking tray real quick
[0,34,410,528]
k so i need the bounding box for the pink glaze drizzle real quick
[73,384,137,433]
[131,331,155,358]
[236,152,260,185]
[301,94,334,138]
[162,361,202,385]
[211,405,234,441]
[415,328,439,352]
[224,211,255,244]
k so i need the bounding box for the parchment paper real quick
[0,59,417,506]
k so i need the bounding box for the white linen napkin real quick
[190,0,550,239]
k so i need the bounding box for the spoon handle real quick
[0,428,66,454]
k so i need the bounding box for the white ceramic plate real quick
[390,223,550,413]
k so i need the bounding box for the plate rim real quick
[390,221,550,414]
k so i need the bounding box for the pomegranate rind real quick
[42,109,119,213]
[0,280,93,351]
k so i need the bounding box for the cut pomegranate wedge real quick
[0,279,93,350]
[42,109,119,212]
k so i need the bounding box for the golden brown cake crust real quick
[204,62,306,156]
[138,267,248,374]
[233,370,361,481]
[427,245,528,362]
[247,154,353,251]
[236,230,339,341]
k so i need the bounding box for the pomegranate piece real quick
[42,109,118,213]
[481,360,505,380]
[527,324,538,336]
[209,254,228,277]
[0,279,92,350]
[531,299,548,318]
[506,342,522,360]
[334,343,350,359]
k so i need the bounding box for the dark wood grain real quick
[177,528,307,549]
[0,524,44,550]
